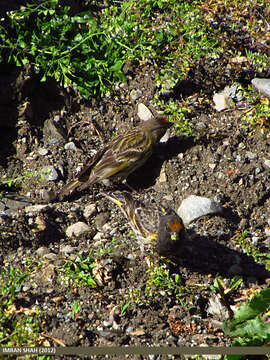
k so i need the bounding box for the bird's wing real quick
[84,130,153,182]
[113,129,152,159]
[132,203,160,241]
[76,146,108,182]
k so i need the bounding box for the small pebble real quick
[264,159,270,168]
[93,232,103,241]
[130,89,142,101]
[137,103,153,121]
[64,141,78,151]
[66,222,91,237]
[49,138,59,145]
[25,204,52,214]
[213,93,232,111]
[60,244,75,255]
[238,142,246,150]
[43,253,58,262]
[251,236,259,246]
[83,203,96,218]
[254,167,262,175]
[163,194,173,201]
[38,147,49,156]
[36,246,50,257]
[251,78,270,97]
[209,163,216,170]
[235,155,241,162]
[246,151,257,160]
[42,166,58,181]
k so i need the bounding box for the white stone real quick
[60,244,75,255]
[177,195,223,225]
[207,295,230,321]
[213,93,232,111]
[25,204,52,213]
[64,141,78,151]
[130,89,142,101]
[209,163,216,170]
[264,159,270,168]
[42,166,58,181]
[66,222,91,237]
[251,78,270,97]
[83,203,96,218]
[38,147,49,156]
[137,103,153,121]
[246,151,257,160]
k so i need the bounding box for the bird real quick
[101,190,189,257]
[58,116,173,200]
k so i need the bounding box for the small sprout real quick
[171,233,178,241]
[72,300,81,321]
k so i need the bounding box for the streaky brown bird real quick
[59,116,172,200]
[102,190,189,257]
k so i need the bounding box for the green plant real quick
[125,259,188,305]
[254,253,270,272]
[165,101,193,137]
[0,0,129,97]
[97,241,112,256]
[59,251,97,288]
[1,168,51,188]
[0,0,224,99]
[72,300,81,321]
[145,260,187,300]
[241,97,270,132]
[223,288,270,360]
[154,98,194,137]
[0,266,42,346]
[232,230,253,255]
[211,276,243,297]
[245,49,269,73]
[232,230,270,271]
[121,301,131,316]
[1,266,28,306]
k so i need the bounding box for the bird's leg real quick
[122,179,139,194]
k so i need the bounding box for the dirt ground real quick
[0,2,270,358]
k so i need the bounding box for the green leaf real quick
[228,276,243,293]
[225,316,270,339]
[74,34,83,42]
[213,276,225,293]
[21,58,29,65]
[81,264,90,271]
[230,288,270,328]
[225,354,246,360]
[110,60,123,72]
[40,74,47,82]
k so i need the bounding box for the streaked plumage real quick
[59,116,172,200]
[102,191,189,257]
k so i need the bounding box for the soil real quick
[0,2,270,358]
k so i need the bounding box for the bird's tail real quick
[101,190,129,208]
[58,179,81,200]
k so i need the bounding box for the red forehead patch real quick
[159,116,168,124]
[170,220,183,232]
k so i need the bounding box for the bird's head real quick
[142,116,173,143]
[157,214,187,257]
